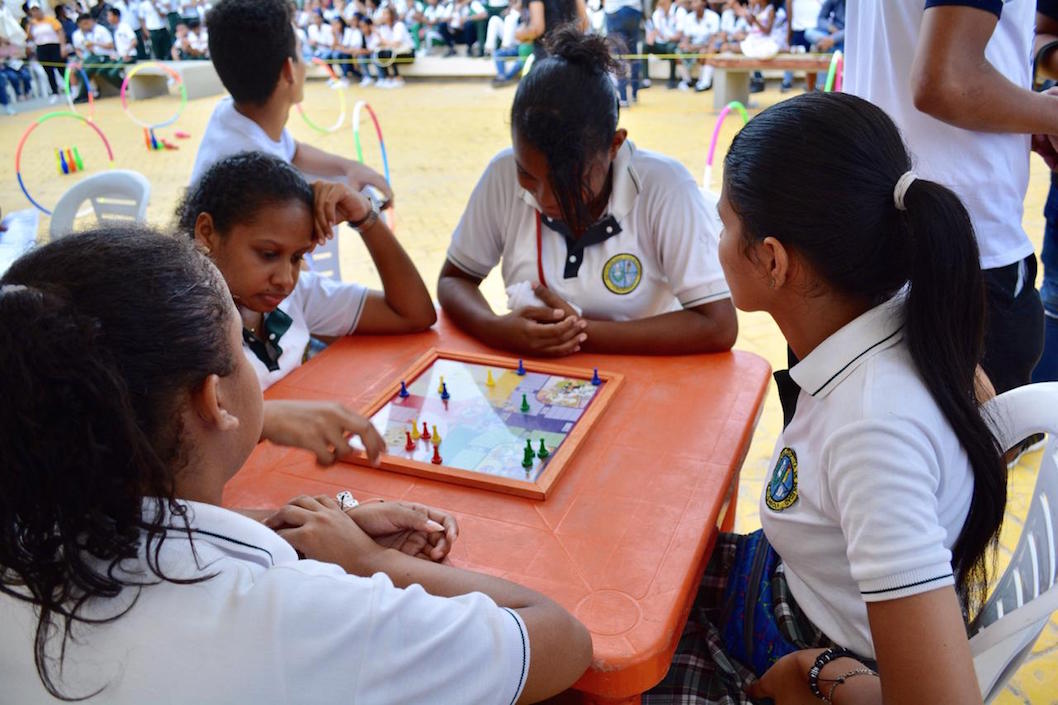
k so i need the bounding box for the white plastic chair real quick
[971,382,1058,703]
[306,230,342,281]
[49,170,151,240]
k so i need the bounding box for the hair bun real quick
[544,25,622,75]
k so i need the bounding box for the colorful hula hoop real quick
[297,58,348,134]
[62,61,95,121]
[824,50,843,93]
[15,110,115,215]
[703,100,750,188]
[352,100,394,229]
[119,61,188,129]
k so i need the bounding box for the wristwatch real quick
[347,188,381,233]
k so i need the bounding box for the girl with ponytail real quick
[645,92,1003,705]
[0,227,591,704]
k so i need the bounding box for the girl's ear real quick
[190,373,241,433]
[610,129,629,160]
[194,212,219,255]
[759,236,791,289]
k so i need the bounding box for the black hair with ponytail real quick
[0,227,236,699]
[511,26,622,234]
[724,92,1006,614]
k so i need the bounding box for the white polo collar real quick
[789,293,906,399]
[148,498,298,568]
[517,139,642,222]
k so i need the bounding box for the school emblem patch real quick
[602,253,642,295]
[766,448,799,511]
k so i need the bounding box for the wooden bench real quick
[125,60,225,101]
[705,52,834,108]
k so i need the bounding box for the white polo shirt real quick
[112,22,138,60]
[139,1,167,31]
[446,141,730,321]
[845,0,1035,270]
[72,25,116,58]
[0,500,530,704]
[680,8,719,45]
[244,270,368,390]
[190,97,298,185]
[760,295,974,658]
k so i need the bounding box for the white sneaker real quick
[48,94,58,104]
[377,78,393,88]
[677,80,690,92]
[337,78,350,88]
[326,77,338,87]
[4,104,14,115]
[359,76,374,86]
[389,77,405,88]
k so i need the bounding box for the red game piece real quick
[404,431,415,451]
[422,422,431,440]
[431,444,442,465]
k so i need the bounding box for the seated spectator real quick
[189,19,209,58]
[645,0,686,88]
[678,0,718,92]
[714,0,748,52]
[420,0,455,56]
[374,6,414,87]
[491,0,531,84]
[805,0,843,52]
[170,21,205,60]
[107,7,140,64]
[333,16,365,81]
[782,0,821,92]
[73,12,122,93]
[0,38,32,114]
[445,0,488,56]
[306,11,333,60]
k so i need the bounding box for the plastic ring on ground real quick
[351,100,394,230]
[15,110,116,215]
[62,61,95,121]
[703,101,750,189]
[119,61,188,129]
[297,58,348,134]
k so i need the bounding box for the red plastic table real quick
[224,314,772,704]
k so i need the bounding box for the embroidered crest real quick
[766,447,799,511]
[602,253,642,295]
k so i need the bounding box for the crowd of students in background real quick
[0,0,212,114]
[0,0,846,106]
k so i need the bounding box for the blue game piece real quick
[398,381,409,398]
[591,368,601,385]
[516,359,526,376]
[440,382,450,401]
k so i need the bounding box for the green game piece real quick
[520,393,530,413]
[525,438,535,458]
[537,439,549,458]
[521,446,534,468]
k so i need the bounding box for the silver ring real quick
[335,490,358,511]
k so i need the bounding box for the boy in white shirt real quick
[678,0,718,91]
[72,12,124,92]
[190,0,390,204]
[139,0,171,59]
[107,6,140,62]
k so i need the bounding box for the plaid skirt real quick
[643,530,832,705]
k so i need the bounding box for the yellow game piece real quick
[410,422,420,441]
[431,424,441,445]
[437,375,445,394]
[486,369,495,387]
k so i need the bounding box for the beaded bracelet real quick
[807,648,856,700]
[824,668,878,704]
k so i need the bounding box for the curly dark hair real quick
[511,26,622,234]
[206,0,299,105]
[175,151,314,237]
[0,227,236,699]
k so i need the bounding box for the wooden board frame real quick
[343,349,623,499]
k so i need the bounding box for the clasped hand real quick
[499,285,588,357]
[264,495,459,570]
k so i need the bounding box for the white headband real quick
[893,171,917,211]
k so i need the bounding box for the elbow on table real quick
[408,304,438,331]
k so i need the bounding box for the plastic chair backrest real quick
[49,170,151,239]
[971,382,1058,703]
[306,230,342,281]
